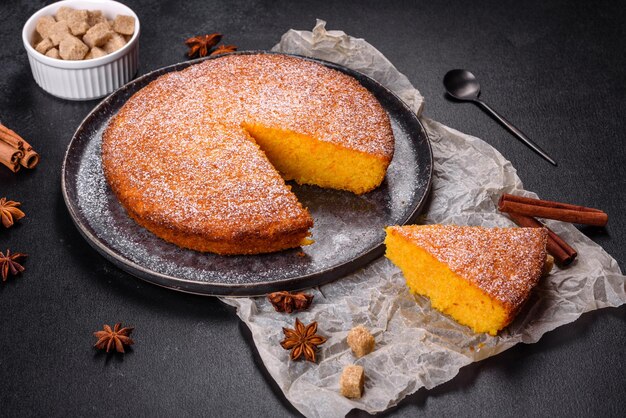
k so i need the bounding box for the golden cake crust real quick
[387,225,548,322]
[102,54,393,254]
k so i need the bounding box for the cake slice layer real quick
[244,123,390,195]
[385,225,548,335]
[385,229,509,335]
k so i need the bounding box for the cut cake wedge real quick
[385,225,548,335]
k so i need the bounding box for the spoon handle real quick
[474,99,557,166]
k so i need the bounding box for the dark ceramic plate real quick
[61,51,432,296]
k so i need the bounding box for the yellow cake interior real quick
[384,229,509,335]
[243,123,389,195]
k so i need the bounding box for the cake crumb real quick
[542,254,554,277]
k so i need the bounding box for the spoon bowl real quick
[443,69,481,100]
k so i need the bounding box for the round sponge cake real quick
[102,53,394,255]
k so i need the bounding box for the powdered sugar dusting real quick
[182,54,394,156]
[392,225,548,308]
[102,55,395,241]
[66,53,431,293]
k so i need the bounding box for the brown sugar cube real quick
[347,325,375,358]
[59,35,88,60]
[340,365,365,399]
[35,38,54,54]
[32,31,43,47]
[35,15,56,39]
[68,20,90,37]
[55,6,72,22]
[85,47,107,60]
[45,48,60,59]
[69,9,88,22]
[83,22,113,48]
[67,9,90,36]
[112,15,135,35]
[48,20,70,46]
[87,10,106,27]
[103,33,127,54]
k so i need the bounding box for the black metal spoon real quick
[443,69,557,166]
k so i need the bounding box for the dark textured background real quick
[1,0,625,416]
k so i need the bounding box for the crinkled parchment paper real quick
[221,20,626,418]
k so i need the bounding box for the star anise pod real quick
[268,291,313,313]
[185,33,222,58]
[0,249,26,282]
[280,318,326,363]
[0,197,25,228]
[210,44,238,56]
[93,323,134,353]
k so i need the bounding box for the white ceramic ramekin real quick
[22,0,140,101]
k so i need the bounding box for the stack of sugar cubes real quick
[33,6,135,61]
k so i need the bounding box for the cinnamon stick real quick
[0,123,39,170]
[507,212,577,266]
[20,150,40,169]
[0,124,25,149]
[0,140,23,173]
[499,194,608,227]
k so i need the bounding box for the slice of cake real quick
[384,225,548,335]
